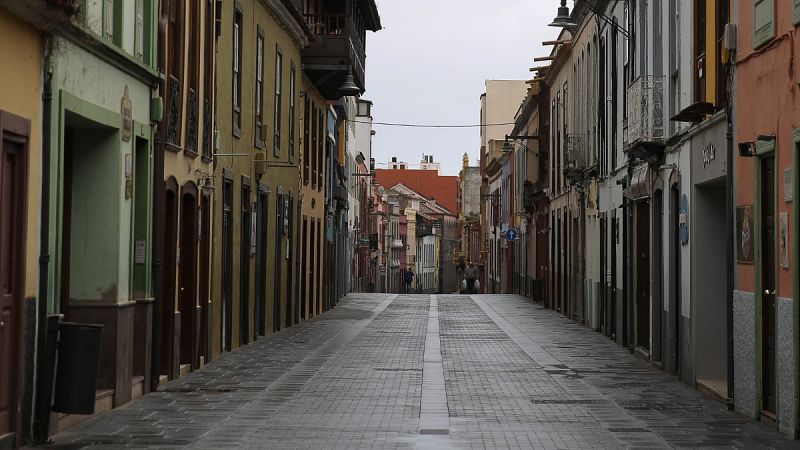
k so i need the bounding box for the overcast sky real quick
[363,0,557,176]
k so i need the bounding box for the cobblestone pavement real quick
[40,294,800,449]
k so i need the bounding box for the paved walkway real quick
[41,294,800,449]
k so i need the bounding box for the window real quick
[304,97,311,185]
[694,0,707,103]
[317,109,324,190]
[135,0,144,60]
[104,0,114,40]
[255,30,265,146]
[289,64,297,161]
[753,0,775,48]
[233,8,243,136]
[311,102,318,188]
[274,47,283,156]
[795,0,800,25]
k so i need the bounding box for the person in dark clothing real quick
[464,262,478,293]
[404,268,415,293]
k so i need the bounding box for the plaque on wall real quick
[736,205,755,264]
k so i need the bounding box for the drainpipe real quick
[32,35,55,444]
[725,104,735,411]
[150,7,168,392]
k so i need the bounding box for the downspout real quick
[32,34,55,444]
[725,85,735,411]
[150,2,168,392]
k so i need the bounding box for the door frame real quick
[753,140,777,418]
[160,177,179,379]
[0,110,30,442]
[178,182,198,369]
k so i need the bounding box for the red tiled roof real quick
[374,169,459,214]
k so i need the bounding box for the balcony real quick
[416,218,433,238]
[624,76,666,164]
[563,134,586,184]
[0,0,80,30]
[302,0,381,99]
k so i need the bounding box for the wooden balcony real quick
[302,13,365,99]
[0,0,80,30]
[301,1,380,99]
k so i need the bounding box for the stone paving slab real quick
[34,293,800,449]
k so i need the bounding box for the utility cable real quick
[348,120,517,128]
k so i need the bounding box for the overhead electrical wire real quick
[347,120,516,129]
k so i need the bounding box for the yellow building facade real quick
[212,0,310,357]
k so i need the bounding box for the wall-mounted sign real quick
[121,85,132,142]
[505,228,519,241]
[134,240,146,264]
[702,143,716,167]
[736,205,754,264]
[784,168,793,202]
[780,212,789,269]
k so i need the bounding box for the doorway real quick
[198,194,210,363]
[285,195,294,327]
[635,201,651,353]
[0,114,28,438]
[761,156,776,415]
[239,183,251,346]
[273,193,284,332]
[178,187,198,369]
[670,184,682,376]
[160,180,179,379]
[694,179,728,397]
[221,178,233,352]
[652,189,663,363]
[255,190,268,337]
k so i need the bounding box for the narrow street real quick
[44,295,796,450]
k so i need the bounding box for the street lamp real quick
[548,0,576,28]
[549,0,629,38]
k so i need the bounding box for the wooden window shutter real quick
[753,0,775,48]
[135,0,144,60]
[104,0,114,40]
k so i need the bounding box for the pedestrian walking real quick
[404,268,415,293]
[464,261,478,294]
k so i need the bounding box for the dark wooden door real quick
[671,186,681,376]
[160,187,178,378]
[239,185,250,346]
[273,194,284,332]
[221,179,233,352]
[285,196,294,327]
[178,192,197,367]
[762,156,777,414]
[0,138,23,436]
[255,192,268,337]
[198,195,210,363]
[636,202,651,352]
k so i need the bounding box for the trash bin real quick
[52,322,103,415]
